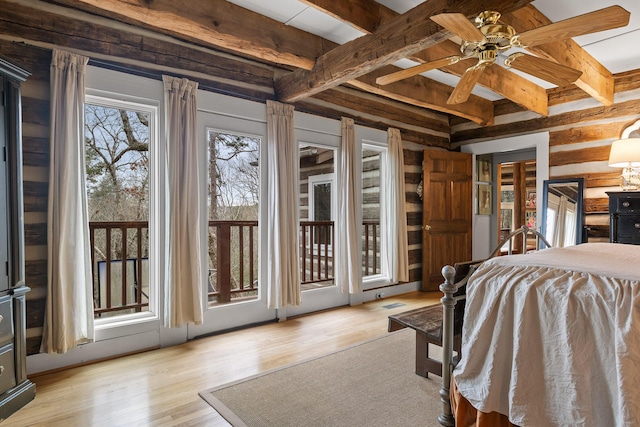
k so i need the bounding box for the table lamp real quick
[608,137,640,190]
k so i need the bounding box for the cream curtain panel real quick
[42,49,94,353]
[266,100,301,309]
[386,128,409,283]
[163,75,204,327]
[336,117,361,294]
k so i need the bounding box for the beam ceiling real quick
[37,0,619,126]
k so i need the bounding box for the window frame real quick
[84,91,161,332]
[361,140,390,288]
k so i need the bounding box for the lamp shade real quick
[608,138,640,167]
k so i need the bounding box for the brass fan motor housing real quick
[481,24,516,49]
[460,11,517,58]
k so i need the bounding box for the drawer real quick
[0,344,15,396]
[0,296,12,345]
[617,235,640,245]
[616,215,640,238]
[614,196,640,213]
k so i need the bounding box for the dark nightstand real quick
[607,191,640,245]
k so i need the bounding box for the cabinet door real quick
[0,74,9,292]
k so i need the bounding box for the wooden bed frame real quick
[437,225,551,426]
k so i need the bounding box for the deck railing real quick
[89,221,149,318]
[89,219,380,313]
[300,220,334,285]
[207,220,259,303]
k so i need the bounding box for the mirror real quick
[540,178,585,248]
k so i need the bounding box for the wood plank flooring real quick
[6,291,440,427]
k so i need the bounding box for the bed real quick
[438,235,640,426]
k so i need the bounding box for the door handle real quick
[423,225,431,231]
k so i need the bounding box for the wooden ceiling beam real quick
[303,0,548,116]
[274,0,533,103]
[350,66,494,126]
[299,0,396,34]
[502,5,615,106]
[301,0,501,124]
[46,0,331,69]
[47,0,500,124]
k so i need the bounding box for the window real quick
[362,144,386,279]
[85,95,157,324]
[309,174,334,245]
[299,145,336,288]
[205,130,260,305]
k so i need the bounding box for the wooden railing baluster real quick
[89,219,379,312]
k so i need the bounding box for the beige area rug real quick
[199,328,444,427]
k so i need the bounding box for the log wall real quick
[1,41,52,354]
[452,70,640,242]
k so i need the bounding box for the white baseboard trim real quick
[361,281,421,303]
[27,330,161,375]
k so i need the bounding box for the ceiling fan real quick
[376,6,630,105]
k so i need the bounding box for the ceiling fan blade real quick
[515,5,630,48]
[505,53,582,87]
[430,13,486,43]
[447,64,486,105]
[376,56,474,86]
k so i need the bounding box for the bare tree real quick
[85,104,149,223]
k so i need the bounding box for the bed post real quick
[438,265,456,426]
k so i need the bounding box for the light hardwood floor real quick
[6,291,440,427]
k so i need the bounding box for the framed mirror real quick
[540,178,585,248]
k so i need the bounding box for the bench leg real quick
[415,332,428,378]
[415,332,444,378]
[416,332,445,378]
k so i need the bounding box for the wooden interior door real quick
[422,150,472,291]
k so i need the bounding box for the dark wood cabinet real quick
[607,191,640,245]
[0,57,36,420]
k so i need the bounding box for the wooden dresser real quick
[607,191,640,245]
[0,57,36,419]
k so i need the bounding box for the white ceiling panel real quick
[374,0,423,14]
[225,0,307,24]
[286,7,365,44]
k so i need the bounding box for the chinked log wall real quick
[452,70,640,242]
[0,0,449,353]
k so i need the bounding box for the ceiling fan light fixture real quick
[477,47,497,64]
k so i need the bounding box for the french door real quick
[285,128,349,317]
[188,106,275,339]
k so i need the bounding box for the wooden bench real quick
[388,304,461,378]
[388,261,480,378]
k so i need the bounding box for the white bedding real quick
[453,243,640,427]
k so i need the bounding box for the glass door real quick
[286,129,348,317]
[188,109,275,338]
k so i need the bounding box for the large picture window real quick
[205,130,260,305]
[84,94,157,324]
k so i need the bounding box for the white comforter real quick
[453,243,640,427]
